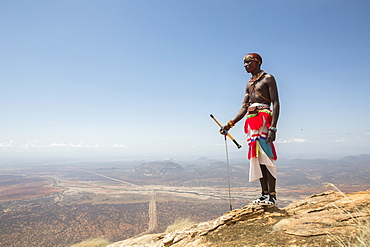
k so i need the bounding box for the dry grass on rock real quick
[164,217,197,233]
[70,238,112,247]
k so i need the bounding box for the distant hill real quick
[275,154,370,190]
[132,161,184,176]
[119,154,370,190]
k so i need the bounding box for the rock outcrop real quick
[108,190,370,247]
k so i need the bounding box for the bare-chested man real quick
[221,53,280,206]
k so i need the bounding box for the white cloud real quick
[0,141,105,150]
[86,143,101,148]
[20,140,43,149]
[49,142,85,148]
[49,143,68,147]
[333,138,346,143]
[112,144,127,148]
[0,140,16,149]
[49,142,95,148]
[277,137,307,144]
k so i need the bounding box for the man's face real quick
[244,59,257,73]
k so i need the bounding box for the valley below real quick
[0,155,369,246]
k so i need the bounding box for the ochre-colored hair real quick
[243,53,262,64]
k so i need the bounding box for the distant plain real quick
[0,155,369,246]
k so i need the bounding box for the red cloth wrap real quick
[244,111,277,160]
[244,111,272,132]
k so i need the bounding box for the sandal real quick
[249,194,268,205]
[259,195,277,206]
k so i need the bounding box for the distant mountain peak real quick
[132,160,183,176]
[197,156,210,161]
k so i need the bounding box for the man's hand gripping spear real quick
[210,114,242,149]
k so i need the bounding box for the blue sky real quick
[1,0,370,162]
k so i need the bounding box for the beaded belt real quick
[247,103,270,115]
[249,103,270,107]
[254,104,270,110]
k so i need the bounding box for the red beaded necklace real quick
[248,70,265,85]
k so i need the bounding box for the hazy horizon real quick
[1,149,369,168]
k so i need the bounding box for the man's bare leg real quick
[259,164,269,195]
[260,164,277,203]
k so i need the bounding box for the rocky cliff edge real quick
[108,189,370,247]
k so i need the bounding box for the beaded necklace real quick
[248,70,265,85]
[248,70,272,102]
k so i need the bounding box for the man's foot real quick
[249,194,268,205]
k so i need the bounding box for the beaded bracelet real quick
[228,120,235,128]
[269,126,277,132]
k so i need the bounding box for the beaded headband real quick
[243,54,262,64]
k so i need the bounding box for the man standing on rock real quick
[221,53,280,206]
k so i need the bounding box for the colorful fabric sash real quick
[244,108,277,160]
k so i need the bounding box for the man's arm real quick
[265,74,280,143]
